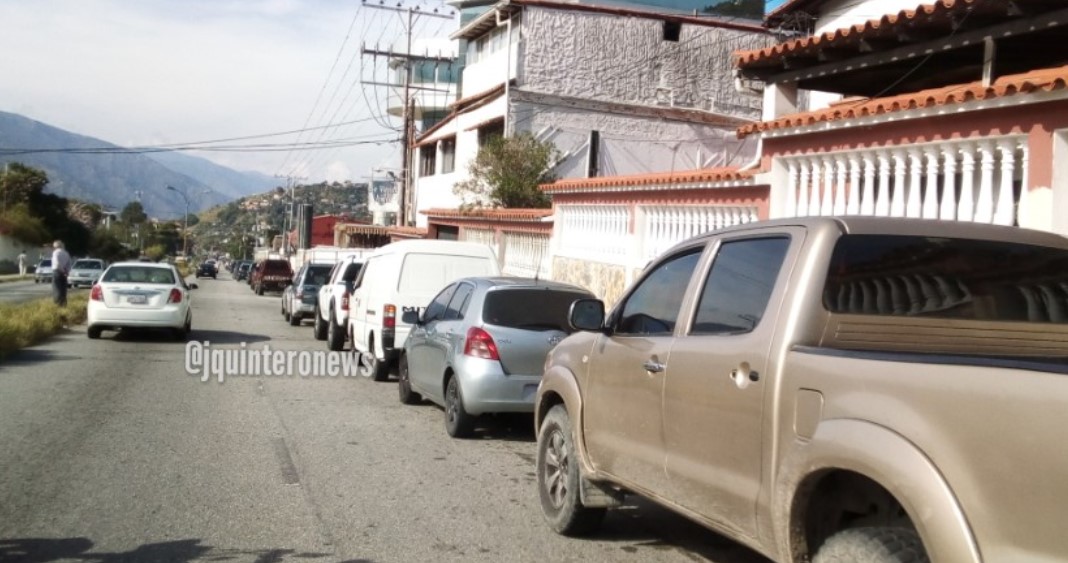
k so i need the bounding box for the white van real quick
[349,240,500,380]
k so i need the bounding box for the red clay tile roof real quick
[542,167,756,193]
[735,0,980,68]
[738,64,1068,137]
[422,208,553,221]
[388,226,429,238]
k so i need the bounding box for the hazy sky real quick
[0,0,458,183]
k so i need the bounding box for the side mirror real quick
[569,299,605,332]
[189,283,199,290]
[401,308,421,325]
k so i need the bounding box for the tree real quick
[0,162,49,208]
[0,204,49,245]
[143,244,167,262]
[184,213,200,227]
[703,0,762,18]
[452,133,558,209]
[89,228,136,263]
[120,201,148,225]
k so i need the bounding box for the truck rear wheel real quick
[536,405,605,536]
[814,527,927,563]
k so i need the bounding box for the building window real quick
[478,121,505,148]
[420,144,437,177]
[663,21,681,42]
[441,137,456,173]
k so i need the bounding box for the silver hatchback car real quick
[400,277,594,438]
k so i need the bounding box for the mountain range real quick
[0,111,278,218]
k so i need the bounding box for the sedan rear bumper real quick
[88,303,187,329]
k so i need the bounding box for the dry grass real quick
[0,294,89,357]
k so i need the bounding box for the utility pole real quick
[361,2,454,227]
[274,174,306,256]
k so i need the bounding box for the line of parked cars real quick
[272,240,596,440]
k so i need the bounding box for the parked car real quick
[282,262,333,326]
[400,277,594,437]
[250,259,292,295]
[195,262,217,279]
[535,217,1068,563]
[33,259,53,284]
[67,258,106,288]
[87,262,197,340]
[235,261,252,281]
[349,240,501,381]
[247,261,262,287]
[314,255,365,350]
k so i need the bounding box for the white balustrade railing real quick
[502,232,551,279]
[777,136,1028,226]
[460,228,496,248]
[555,205,629,262]
[640,205,759,263]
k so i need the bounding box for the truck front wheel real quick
[814,527,928,563]
[536,405,605,536]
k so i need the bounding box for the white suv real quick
[313,255,365,351]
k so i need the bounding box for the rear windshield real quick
[73,260,102,269]
[398,254,492,294]
[263,260,291,273]
[824,235,1068,323]
[482,289,590,332]
[39,259,51,267]
[341,262,362,283]
[103,267,176,285]
[306,264,334,285]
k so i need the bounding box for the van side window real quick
[691,237,790,335]
[615,249,701,335]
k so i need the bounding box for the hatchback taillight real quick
[464,327,500,360]
[383,304,396,329]
[90,285,103,301]
[168,288,182,304]
[341,291,349,311]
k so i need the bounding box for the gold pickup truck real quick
[535,217,1068,563]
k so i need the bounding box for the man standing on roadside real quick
[51,240,71,306]
[17,250,27,277]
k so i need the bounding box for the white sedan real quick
[87,262,197,340]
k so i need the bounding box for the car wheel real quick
[365,336,390,382]
[537,404,607,536]
[313,306,327,341]
[87,326,102,339]
[327,308,345,351]
[173,316,192,342]
[813,528,927,563]
[288,311,301,326]
[444,376,475,438]
[256,284,264,296]
[398,353,421,404]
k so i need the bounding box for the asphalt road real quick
[0,271,773,563]
[0,279,68,304]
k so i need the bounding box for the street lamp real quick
[166,185,190,257]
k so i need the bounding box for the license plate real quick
[127,295,147,305]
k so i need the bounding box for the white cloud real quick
[0,0,421,182]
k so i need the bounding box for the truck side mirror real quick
[569,299,605,332]
[401,308,422,325]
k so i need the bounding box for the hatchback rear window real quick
[73,260,103,269]
[824,235,1068,323]
[482,289,590,332]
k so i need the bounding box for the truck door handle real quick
[730,362,759,388]
[643,360,665,373]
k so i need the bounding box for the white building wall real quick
[815,0,929,33]
[519,8,771,118]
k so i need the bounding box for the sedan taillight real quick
[90,285,103,301]
[168,288,182,304]
[464,327,500,360]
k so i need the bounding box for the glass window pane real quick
[692,238,790,335]
[445,283,473,320]
[616,249,701,335]
[482,289,590,331]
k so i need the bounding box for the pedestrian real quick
[51,240,72,306]
[17,250,27,277]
